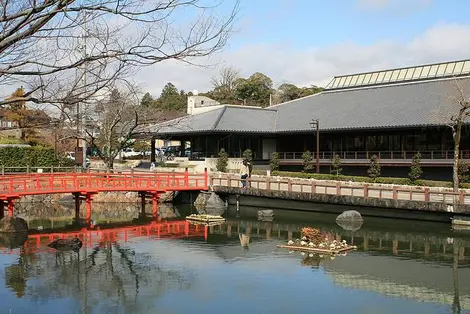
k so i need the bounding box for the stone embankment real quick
[210,173,470,220]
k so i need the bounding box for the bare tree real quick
[77,84,177,169]
[447,79,470,192]
[209,66,239,103]
[0,0,240,107]
[211,66,240,92]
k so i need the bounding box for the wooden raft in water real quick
[187,220,225,227]
[277,244,357,255]
[185,215,226,223]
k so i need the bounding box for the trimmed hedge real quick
[0,146,74,169]
[252,170,470,189]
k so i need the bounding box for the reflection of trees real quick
[4,241,193,312]
[453,239,461,314]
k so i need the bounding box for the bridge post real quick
[140,192,146,216]
[204,168,208,189]
[7,198,15,217]
[73,192,81,222]
[85,194,93,223]
[184,168,189,186]
[152,192,161,221]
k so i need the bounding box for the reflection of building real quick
[148,59,470,179]
[324,254,470,310]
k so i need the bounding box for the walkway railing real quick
[210,173,470,206]
[278,150,470,160]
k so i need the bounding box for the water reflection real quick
[0,204,469,313]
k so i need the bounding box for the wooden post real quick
[7,199,15,217]
[363,235,369,251]
[363,184,369,198]
[185,221,190,236]
[287,179,292,192]
[184,168,189,187]
[204,168,208,189]
[311,181,316,194]
[266,177,270,192]
[140,192,146,216]
[459,190,465,205]
[336,182,341,195]
[85,194,92,223]
[74,193,80,221]
[152,193,160,221]
[0,201,4,219]
[424,188,430,202]
[150,138,156,163]
[392,187,398,200]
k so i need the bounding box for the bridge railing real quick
[0,170,208,195]
[210,173,470,206]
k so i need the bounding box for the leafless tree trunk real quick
[0,0,240,106]
[447,80,470,192]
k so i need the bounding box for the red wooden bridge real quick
[0,220,209,255]
[0,169,208,222]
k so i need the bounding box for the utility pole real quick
[310,119,320,173]
[76,11,88,169]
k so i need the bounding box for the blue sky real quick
[138,0,470,95]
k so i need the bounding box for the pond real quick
[0,203,469,314]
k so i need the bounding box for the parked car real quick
[120,148,142,158]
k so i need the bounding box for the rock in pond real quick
[0,232,28,249]
[48,238,83,252]
[258,210,274,217]
[194,191,226,215]
[336,210,363,222]
[336,220,363,232]
[0,217,29,233]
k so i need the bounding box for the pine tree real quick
[367,155,381,180]
[216,148,228,172]
[331,154,342,176]
[242,149,253,162]
[409,152,423,183]
[302,150,313,172]
[270,152,280,172]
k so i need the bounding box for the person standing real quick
[240,159,250,188]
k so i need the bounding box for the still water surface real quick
[1,203,470,314]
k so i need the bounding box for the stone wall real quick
[212,186,469,222]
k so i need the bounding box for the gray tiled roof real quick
[149,76,470,136]
[274,76,470,132]
[148,106,277,134]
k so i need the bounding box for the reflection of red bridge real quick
[1,220,208,254]
[0,170,208,222]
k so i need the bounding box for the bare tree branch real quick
[0,0,240,106]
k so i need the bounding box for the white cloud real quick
[136,22,470,96]
[357,0,433,11]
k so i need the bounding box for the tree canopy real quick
[141,69,325,111]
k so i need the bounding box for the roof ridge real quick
[269,92,324,108]
[323,75,470,94]
[211,106,227,130]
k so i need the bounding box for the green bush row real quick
[0,147,74,169]
[252,170,470,189]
